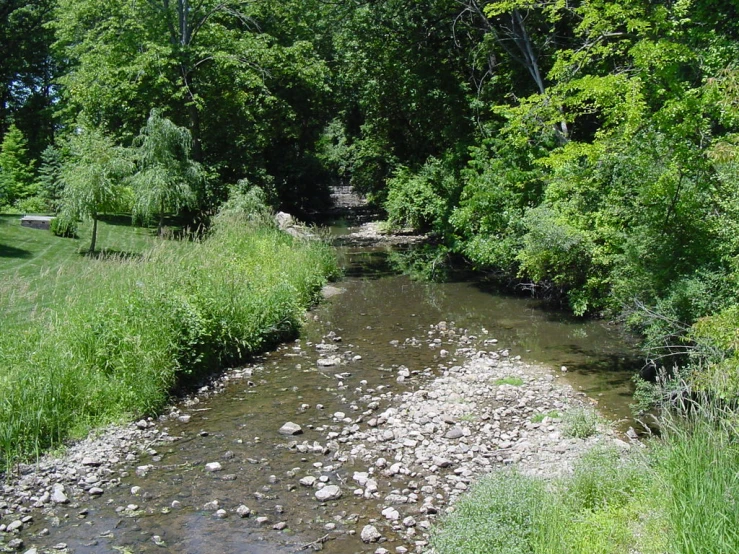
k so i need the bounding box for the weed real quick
[493,376,524,387]
[562,407,601,439]
[531,410,561,423]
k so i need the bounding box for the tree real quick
[0,0,58,156]
[59,126,133,253]
[129,109,202,233]
[0,124,36,206]
[36,144,65,211]
[54,0,332,214]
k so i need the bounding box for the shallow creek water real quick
[28,230,640,554]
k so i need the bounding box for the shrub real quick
[430,470,546,554]
[385,156,461,233]
[562,407,601,439]
[16,195,51,214]
[49,216,78,238]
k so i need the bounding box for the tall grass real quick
[432,401,739,554]
[652,406,739,554]
[0,214,337,469]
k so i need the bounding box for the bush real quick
[561,407,602,439]
[49,216,78,238]
[385,156,460,232]
[431,470,546,554]
[16,195,51,214]
[432,446,665,554]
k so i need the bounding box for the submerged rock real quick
[361,524,382,543]
[315,485,342,501]
[278,422,303,435]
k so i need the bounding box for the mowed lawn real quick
[0,214,158,323]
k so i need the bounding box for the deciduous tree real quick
[130,109,202,233]
[59,126,133,253]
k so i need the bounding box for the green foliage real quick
[431,470,546,554]
[0,124,36,205]
[561,408,601,439]
[53,0,333,214]
[652,408,739,554]
[49,215,78,238]
[0,216,337,468]
[59,124,134,253]
[530,410,560,423]
[432,446,666,554]
[450,140,547,272]
[493,376,524,387]
[213,182,273,228]
[385,156,461,233]
[37,145,66,211]
[129,109,201,231]
[16,195,51,214]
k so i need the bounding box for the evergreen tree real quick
[0,124,36,206]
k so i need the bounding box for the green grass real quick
[493,376,524,387]
[561,407,601,439]
[0,214,157,323]
[431,447,665,554]
[0,213,337,469]
[531,410,561,423]
[432,404,739,554]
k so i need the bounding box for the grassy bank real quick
[431,408,739,554]
[0,214,158,323]
[0,214,337,469]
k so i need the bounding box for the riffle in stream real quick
[11,233,640,554]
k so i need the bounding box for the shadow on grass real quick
[0,244,32,259]
[97,214,136,226]
[80,249,144,261]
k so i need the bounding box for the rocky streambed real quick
[0,319,636,554]
[0,225,639,554]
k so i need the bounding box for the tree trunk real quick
[187,100,202,162]
[158,198,165,236]
[89,214,98,254]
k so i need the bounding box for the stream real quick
[17,222,641,554]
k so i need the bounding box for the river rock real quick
[6,520,23,532]
[382,506,400,521]
[299,476,317,487]
[278,422,303,436]
[205,462,222,472]
[317,356,341,367]
[236,505,251,518]
[51,484,68,504]
[315,485,342,501]
[444,426,464,439]
[361,524,382,543]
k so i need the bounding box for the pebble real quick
[236,505,251,518]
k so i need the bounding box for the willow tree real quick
[129,109,202,233]
[59,125,133,254]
